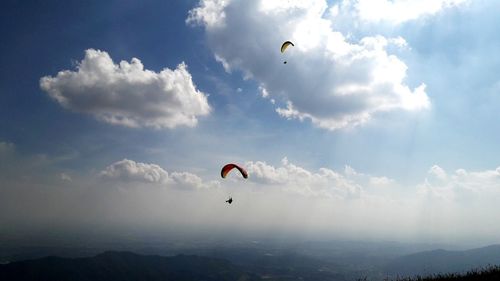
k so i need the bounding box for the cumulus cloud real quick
[3,152,500,243]
[100,159,170,184]
[188,0,430,130]
[335,0,469,25]
[369,176,394,187]
[186,0,229,29]
[0,141,16,173]
[246,157,363,199]
[343,165,396,189]
[60,173,72,182]
[170,171,220,190]
[40,49,211,129]
[417,165,500,201]
[244,157,499,205]
[244,158,400,199]
[428,164,447,180]
[100,159,218,189]
[0,141,15,155]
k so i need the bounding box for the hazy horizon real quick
[1,0,500,251]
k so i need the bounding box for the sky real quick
[1,0,500,247]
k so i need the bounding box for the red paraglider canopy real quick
[221,163,248,179]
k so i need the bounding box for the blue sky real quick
[1,0,500,246]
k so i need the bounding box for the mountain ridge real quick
[0,251,259,281]
[386,244,500,276]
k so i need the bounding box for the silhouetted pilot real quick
[226,197,233,204]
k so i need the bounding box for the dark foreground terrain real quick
[0,251,259,281]
[394,266,500,281]
[2,243,500,281]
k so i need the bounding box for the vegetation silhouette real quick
[390,265,500,281]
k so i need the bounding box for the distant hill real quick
[3,245,500,281]
[386,245,500,277]
[0,251,260,281]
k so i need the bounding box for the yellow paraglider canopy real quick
[281,41,295,53]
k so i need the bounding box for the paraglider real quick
[220,163,248,205]
[281,41,294,53]
[221,163,248,179]
[281,41,294,64]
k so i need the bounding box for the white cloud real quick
[60,173,72,182]
[188,0,429,130]
[186,0,229,29]
[369,176,394,187]
[100,159,219,190]
[429,165,447,180]
[338,0,469,25]
[170,171,220,190]
[243,158,400,199]
[4,151,500,242]
[100,159,170,184]
[245,157,362,199]
[40,49,211,129]
[244,158,500,204]
[417,166,500,201]
[344,165,395,188]
[0,141,15,155]
[259,86,269,98]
